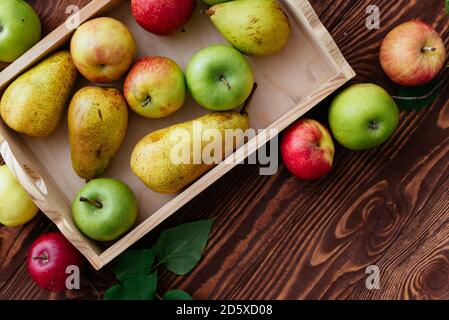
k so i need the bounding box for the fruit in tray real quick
[0,0,41,63]
[380,20,446,87]
[0,51,77,138]
[124,57,186,118]
[0,165,38,227]
[281,119,335,181]
[68,87,129,181]
[204,0,291,56]
[70,17,136,83]
[329,84,399,151]
[131,0,196,35]
[28,232,84,292]
[131,111,249,194]
[186,45,254,111]
[72,178,138,241]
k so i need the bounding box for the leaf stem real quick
[155,293,163,300]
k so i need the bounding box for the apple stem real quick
[33,251,49,262]
[422,47,437,53]
[142,96,152,108]
[240,83,258,115]
[79,196,103,209]
[220,75,232,90]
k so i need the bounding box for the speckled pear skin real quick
[208,0,291,56]
[68,87,129,180]
[131,112,249,194]
[0,51,77,138]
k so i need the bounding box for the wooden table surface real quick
[1,0,449,300]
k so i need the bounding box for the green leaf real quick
[154,219,214,275]
[163,290,193,300]
[103,273,158,300]
[396,78,440,110]
[103,284,125,300]
[446,0,449,14]
[112,249,155,282]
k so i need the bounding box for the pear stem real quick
[79,196,103,209]
[200,9,213,17]
[240,83,258,115]
[220,75,232,90]
[422,47,437,53]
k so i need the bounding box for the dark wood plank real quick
[1,0,449,300]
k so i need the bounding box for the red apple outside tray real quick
[0,0,355,269]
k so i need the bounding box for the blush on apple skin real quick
[281,119,335,181]
[27,232,84,292]
[131,0,196,36]
[380,19,446,87]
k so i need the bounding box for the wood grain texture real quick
[1,0,449,300]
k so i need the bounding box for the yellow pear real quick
[68,87,128,180]
[206,0,291,56]
[131,112,249,194]
[0,51,77,137]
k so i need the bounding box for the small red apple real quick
[281,119,335,181]
[380,20,446,87]
[27,232,84,292]
[131,0,196,36]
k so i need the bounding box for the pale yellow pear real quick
[0,51,77,137]
[68,87,128,180]
[207,0,291,56]
[131,112,249,194]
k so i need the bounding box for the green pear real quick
[0,51,77,137]
[206,0,291,56]
[131,112,249,194]
[68,87,128,180]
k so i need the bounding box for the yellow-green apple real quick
[380,20,446,87]
[0,165,38,227]
[186,45,254,111]
[0,0,41,62]
[72,178,138,241]
[329,84,399,151]
[28,232,84,292]
[124,57,186,118]
[70,17,136,83]
[131,0,196,35]
[281,119,335,181]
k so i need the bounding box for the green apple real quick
[0,165,38,227]
[72,178,138,241]
[329,84,399,150]
[186,45,254,111]
[0,0,41,63]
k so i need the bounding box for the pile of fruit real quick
[0,0,447,294]
[282,19,446,182]
[0,0,292,292]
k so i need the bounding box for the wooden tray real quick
[0,0,355,270]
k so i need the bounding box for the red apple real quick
[124,57,186,118]
[70,17,137,83]
[380,20,446,87]
[27,232,84,292]
[281,119,335,180]
[131,0,196,35]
